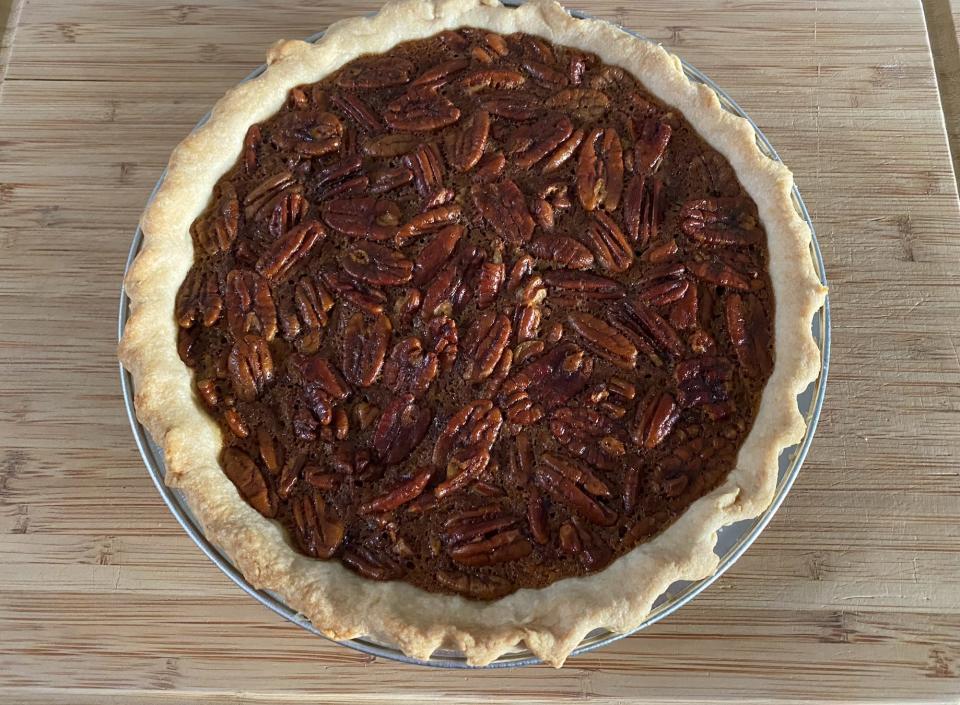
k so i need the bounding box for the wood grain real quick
[924,0,960,188]
[1,1,960,703]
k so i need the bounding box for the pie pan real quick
[118,1,830,668]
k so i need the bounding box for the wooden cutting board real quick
[1,1,960,703]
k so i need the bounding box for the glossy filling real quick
[175,29,774,599]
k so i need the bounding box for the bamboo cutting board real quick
[2,1,960,703]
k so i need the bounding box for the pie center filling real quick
[175,28,774,600]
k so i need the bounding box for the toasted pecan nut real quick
[221,447,275,517]
[256,220,325,281]
[577,127,624,212]
[341,312,392,388]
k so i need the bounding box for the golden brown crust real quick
[119,0,826,667]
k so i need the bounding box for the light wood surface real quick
[925,0,960,182]
[2,1,960,703]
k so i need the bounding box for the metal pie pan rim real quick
[118,2,831,669]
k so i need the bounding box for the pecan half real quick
[725,293,772,377]
[670,282,699,331]
[581,211,633,273]
[643,237,678,263]
[623,174,663,246]
[243,171,296,218]
[549,405,626,472]
[514,340,544,364]
[225,270,277,341]
[474,151,507,181]
[176,269,223,329]
[542,452,610,496]
[542,270,625,299]
[688,259,753,290]
[265,188,309,239]
[403,142,447,202]
[368,166,414,194]
[500,342,593,410]
[354,402,381,431]
[527,235,593,270]
[313,155,363,196]
[471,180,535,244]
[341,241,413,286]
[460,68,526,92]
[514,304,542,343]
[527,493,550,544]
[371,394,432,465]
[336,57,414,89]
[674,356,734,407]
[534,464,616,526]
[588,66,625,91]
[385,85,461,131]
[359,469,432,514]
[227,334,273,401]
[635,277,690,307]
[362,133,422,157]
[242,124,261,173]
[503,389,544,425]
[398,204,461,242]
[321,197,399,241]
[477,86,539,117]
[279,276,334,340]
[416,263,457,320]
[504,115,575,170]
[194,184,240,255]
[432,400,502,467]
[341,312,392,387]
[221,447,276,517]
[632,390,681,448]
[341,543,403,580]
[621,299,686,359]
[542,128,585,173]
[256,220,326,281]
[256,426,283,474]
[475,258,505,309]
[577,127,623,212]
[413,58,470,86]
[321,175,368,203]
[449,529,532,567]
[383,336,439,398]
[631,116,672,173]
[295,355,349,406]
[426,315,459,373]
[277,453,306,498]
[523,59,568,87]
[330,92,382,133]
[681,198,762,247]
[461,311,512,382]
[445,110,490,172]
[546,87,611,121]
[393,288,421,326]
[270,110,343,157]
[434,447,493,498]
[567,311,637,369]
[393,287,423,326]
[567,52,588,85]
[558,517,613,571]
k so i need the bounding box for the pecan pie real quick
[120,0,826,666]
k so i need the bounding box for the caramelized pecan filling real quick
[176,29,774,599]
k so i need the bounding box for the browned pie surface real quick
[175,28,773,599]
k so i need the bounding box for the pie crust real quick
[119,0,826,667]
